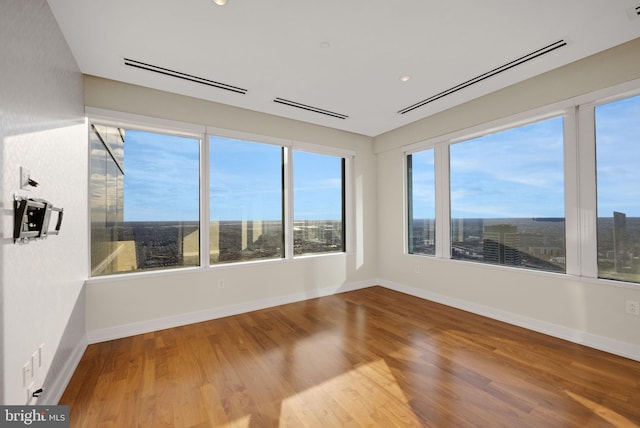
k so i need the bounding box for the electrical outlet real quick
[20,167,35,189]
[626,300,640,316]
[218,279,225,288]
[31,350,39,377]
[23,361,33,387]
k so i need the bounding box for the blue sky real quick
[411,117,566,220]
[123,133,342,221]
[449,116,565,219]
[410,93,640,219]
[123,93,639,222]
[209,136,282,221]
[596,94,640,217]
[124,131,200,221]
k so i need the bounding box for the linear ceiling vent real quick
[398,40,567,115]
[273,98,349,119]
[124,58,247,95]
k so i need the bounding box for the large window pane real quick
[449,117,565,272]
[209,137,283,264]
[407,149,435,255]
[596,93,640,283]
[90,126,200,276]
[293,151,344,256]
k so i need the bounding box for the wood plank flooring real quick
[60,286,640,427]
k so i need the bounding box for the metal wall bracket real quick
[13,195,64,243]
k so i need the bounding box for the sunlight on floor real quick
[564,389,640,428]
[280,358,422,427]
[218,415,251,428]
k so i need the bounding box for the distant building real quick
[613,211,627,271]
[451,218,483,243]
[483,224,521,266]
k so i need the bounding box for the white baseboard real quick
[378,279,640,362]
[85,277,639,362]
[87,279,374,344]
[45,334,88,405]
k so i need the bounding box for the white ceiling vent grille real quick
[124,58,248,95]
[273,98,349,119]
[398,40,567,115]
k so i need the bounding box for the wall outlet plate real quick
[625,300,640,316]
[20,167,32,189]
[23,361,32,387]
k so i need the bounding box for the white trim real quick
[199,134,210,268]
[378,280,640,362]
[207,126,292,148]
[291,140,355,158]
[576,104,599,278]
[403,99,575,154]
[435,144,450,258]
[573,77,640,108]
[86,279,374,344]
[284,146,294,259]
[86,106,205,136]
[43,334,88,405]
[85,280,640,362]
[344,155,356,254]
[563,108,580,276]
[402,149,410,255]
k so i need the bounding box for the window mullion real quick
[283,146,294,259]
[344,156,355,254]
[201,135,211,268]
[564,108,580,276]
[577,105,599,278]
[435,144,451,259]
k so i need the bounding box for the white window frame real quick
[85,108,355,280]
[575,80,640,284]
[402,100,578,274]
[403,77,640,288]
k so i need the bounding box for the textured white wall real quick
[0,0,87,404]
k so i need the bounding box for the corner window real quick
[293,151,345,256]
[407,149,436,256]
[449,117,566,272]
[90,125,200,276]
[595,93,640,283]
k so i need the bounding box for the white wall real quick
[374,38,640,360]
[0,1,87,404]
[83,40,640,361]
[83,77,378,339]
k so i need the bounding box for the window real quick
[595,93,640,283]
[90,118,352,277]
[407,149,436,255]
[90,125,200,276]
[293,151,345,256]
[209,136,284,264]
[449,117,566,272]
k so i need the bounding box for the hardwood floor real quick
[60,286,640,427]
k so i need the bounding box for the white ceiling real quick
[47,0,640,137]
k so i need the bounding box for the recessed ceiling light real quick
[213,0,227,5]
[400,75,411,82]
